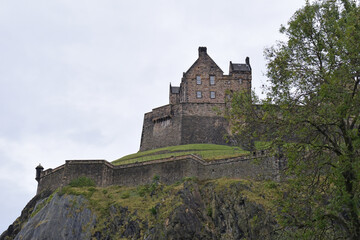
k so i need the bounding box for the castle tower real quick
[141,47,252,151]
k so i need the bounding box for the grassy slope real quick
[112,144,250,165]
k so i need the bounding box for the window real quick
[196,76,201,85]
[210,91,216,99]
[196,91,202,98]
[210,75,215,85]
[239,79,243,84]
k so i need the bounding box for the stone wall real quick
[139,47,252,151]
[36,152,284,194]
[139,103,230,151]
[177,47,251,104]
[37,165,65,193]
[140,104,182,151]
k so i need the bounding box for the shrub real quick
[137,185,149,197]
[152,175,160,182]
[182,176,198,182]
[207,207,213,217]
[121,191,130,199]
[149,206,157,216]
[264,180,277,189]
[69,176,95,187]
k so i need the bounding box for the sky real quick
[0,0,306,232]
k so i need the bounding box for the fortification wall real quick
[61,160,114,187]
[180,103,229,145]
[36,152,284,194]
[37,165,65,194]
[140,103,230,151]
[112,157,198,186]
[140,104,182,151]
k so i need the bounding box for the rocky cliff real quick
[1,178,279,240]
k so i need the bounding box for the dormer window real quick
[196,76,201,85]
[210,76,215,85]
[196,91,202,98]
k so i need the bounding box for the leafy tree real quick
[227,0,360,239]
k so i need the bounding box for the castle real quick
[35,47,284,194]
[140,47,252,151]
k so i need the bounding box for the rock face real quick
[14,194,95,240]
[1,179,278,240]
[159,181,276,240]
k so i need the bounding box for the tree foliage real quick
[227,0,360,239]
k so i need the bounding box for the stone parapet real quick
[36,152,283,194]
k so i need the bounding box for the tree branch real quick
[304,120,342,156]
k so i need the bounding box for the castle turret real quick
[35,164,44,182]
[169,83,180,104]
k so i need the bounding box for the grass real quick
[254,141,271,150]
[112,143,250,165]
[69,176,95,187]
[59,177,187,236]
[58,177,278,238]
[206,178,279,213]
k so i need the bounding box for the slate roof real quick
[230,63,251,72]
[170,86,180,94]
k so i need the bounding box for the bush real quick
[264,180,277,189]
[149,206,157,216]
[137,185,149,197]
[69,176,96,187]
[182,176,198,183]
[121,191,130,199]
[152,175,160,182]
[207,207,213,217]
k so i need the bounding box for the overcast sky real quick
[0,0,306,232]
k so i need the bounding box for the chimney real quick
[198,47,207,57]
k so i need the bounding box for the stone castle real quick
[35,47,284,194]
[140,47,251,151]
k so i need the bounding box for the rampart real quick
[36,151,284,194]
[140,103,229,151]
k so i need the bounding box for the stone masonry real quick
[36,151,283,194]
[140,47,251,151]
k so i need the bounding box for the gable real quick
[185,47,223,76]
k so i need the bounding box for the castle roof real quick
[170,86,180,94]
[185,47,224,75]
[230,63,251,72]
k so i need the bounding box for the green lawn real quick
[112,144,250,165]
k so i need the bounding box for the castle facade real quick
[140,47,252,151]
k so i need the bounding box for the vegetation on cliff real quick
[227,0,360,239]
[2,177,281,240]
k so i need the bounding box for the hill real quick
[113,144,250,165]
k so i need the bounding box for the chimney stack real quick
[198,47,207,57]
[245,57,251,70]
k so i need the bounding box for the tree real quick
[227,0,360,239]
